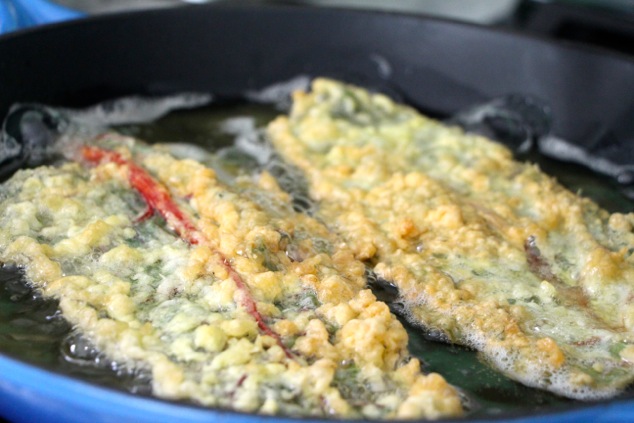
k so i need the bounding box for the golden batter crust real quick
[268,78,634,399]
[0,134,462,419]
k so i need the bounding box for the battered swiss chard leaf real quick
[0,132,463,419]
[268,78,634,400]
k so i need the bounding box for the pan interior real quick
[1,98,633,420]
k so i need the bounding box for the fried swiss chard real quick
[0,133,462,419]
[268,78,634,400]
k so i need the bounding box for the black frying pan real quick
[1,2,633,143]
[1,3,634,423]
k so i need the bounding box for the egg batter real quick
[0,133,462,419]
[268,78,634,400]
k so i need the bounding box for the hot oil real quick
[1,100,633,419]
[0,266,153,394]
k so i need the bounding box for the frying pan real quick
[0,3,634,422]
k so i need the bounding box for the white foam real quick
[65,93,213,127]
[397,294,625,401]
[155,142,213,163]
[218,117,273,165]
[245,76,311,110]
[539,134,634,181]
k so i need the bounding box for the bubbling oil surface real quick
[1,100,633,419]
